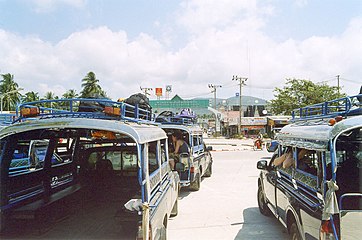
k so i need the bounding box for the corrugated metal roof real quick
[0,117,167,144]
[276,115,362,150]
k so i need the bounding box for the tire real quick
[189,173,201,191]
[204,163,212,177]
[170,196,178,217]
[257,184,271,216]
[160,222,167,240]
[289,222,302,240]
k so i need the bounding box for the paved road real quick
[168,138,289,240]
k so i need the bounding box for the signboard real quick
[155,88,163,97]
[150,99,209,109]
[240,117,267,126]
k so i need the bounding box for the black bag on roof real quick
[78,94,110,112]
[124,93,152,111]
[124,93,152,120]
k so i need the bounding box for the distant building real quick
[150,94,290,137]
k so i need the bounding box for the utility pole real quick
[232,75,247,135]
[336,75,340,95]
[208,84,222,109]
[140,86,153,96]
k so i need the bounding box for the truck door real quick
[263,152,278,214]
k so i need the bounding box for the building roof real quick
[226,95,268,106]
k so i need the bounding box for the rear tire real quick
[170,195,178,217]
[189,173,201,191]
[204,163,212,177]
[289,222,302,240]
[257,184,271,216]
[160,221,167,240]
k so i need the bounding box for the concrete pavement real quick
[168,138,287,240]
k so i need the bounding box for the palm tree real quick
[0,73,22,111]
[23,91,40,103]
[62,89,78,99]
[42,91,59,108]
[80,72,106,98]
[61,89,78,110]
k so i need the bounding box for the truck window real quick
[10,140,33,175]
[148,141,159,175]
[294,148,320,189]
[160,139,167,165]
[122,150,138,171]
[193,136,198,147]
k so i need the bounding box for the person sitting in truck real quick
[169,130,190,169]
[274,147,314,171]
[273,147,294,168]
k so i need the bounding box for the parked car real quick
[156,111,213,191]
[257,94,362,240]
[0,98,180,240]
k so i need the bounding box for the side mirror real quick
[175,162,185,171]
[206,146,213,151]
[257,160,268,170]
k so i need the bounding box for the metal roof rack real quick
[156,116,196,125]
[0,113,16,126]
[291,94,362,122]
[155,109,197,125]
[14,98,155,124]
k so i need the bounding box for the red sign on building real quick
[155,88,163,97]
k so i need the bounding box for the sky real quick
[0,0,361,101]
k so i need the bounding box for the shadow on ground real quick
[233,207,288,240]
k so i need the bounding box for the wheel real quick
[170,195,178,217]
[189,173,201,191]
[204,162,212,177]
[160,221,167,240]
[257,184,271,216]
[289,222,302,240]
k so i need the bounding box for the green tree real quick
[62,89,78,99]
[0,73,22,111]
[43,91,58,100]
[23,91,40,102]
[269,78,345,115]
[42,91,59,108]
[80,72,107,98]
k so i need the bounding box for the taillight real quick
[190,166,195,173]
[320,220,336,240]
[321,220,333,233]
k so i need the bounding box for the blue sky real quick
[0,0,361,100]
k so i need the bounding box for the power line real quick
[208,84,222,109]
[340,77,361,84]
[232,75,247,135]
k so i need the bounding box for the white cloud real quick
[0,1,361,101]
[176,0,272,34]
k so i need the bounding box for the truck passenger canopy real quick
[335,127,362,210]
[1,128,142,238]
